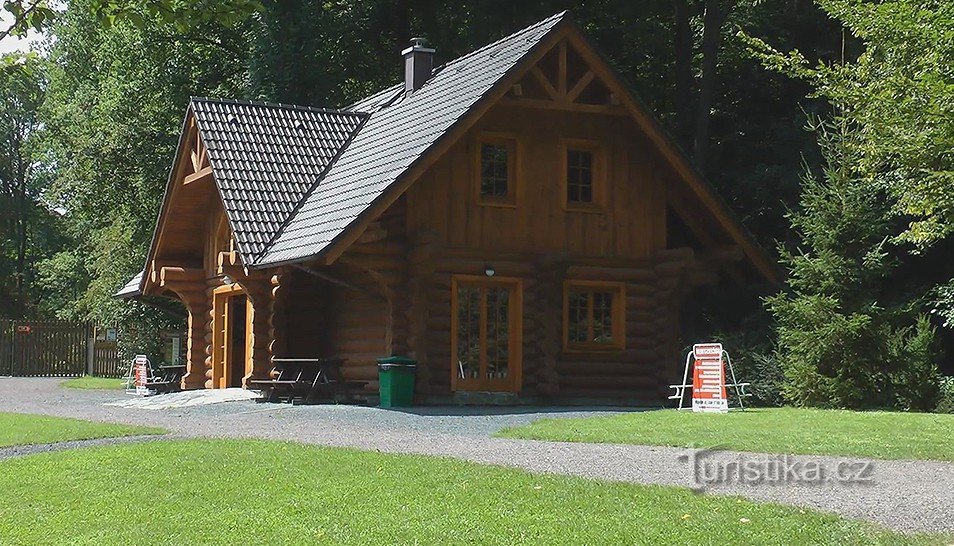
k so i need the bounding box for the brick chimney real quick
[402,37,434,93]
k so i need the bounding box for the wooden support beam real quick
[159,266,206,284]
[355,221,388,244]
[530,66,560,101]
[557,40,568,96]
[216,250,240,274]
[567,70,595,103]
[291,264,373,296]
[184,166,213,185]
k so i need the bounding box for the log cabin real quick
[117,12,777,404]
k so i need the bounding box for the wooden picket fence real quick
[0,320,126,378]
[0,320,89,377]
[90,340,124,378]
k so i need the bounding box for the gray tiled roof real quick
[191,99,367,262]
[115,270,143,298]
[256,11,568,265]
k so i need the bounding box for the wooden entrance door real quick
[212,285,251,389]
[451,276,522,392]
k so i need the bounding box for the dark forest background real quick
[1,0,951,410]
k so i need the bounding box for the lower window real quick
[563,281,625,351]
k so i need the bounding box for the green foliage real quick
[0,1,57,39]
[743,0,954,325]
[936,377,954,414]
[766,122,942,410]
[36,0,249,331]
[91,0,261,32]
[890,316,941,412]
[0,52,68,318]
[930,280,954,329]
[732,351,784,407]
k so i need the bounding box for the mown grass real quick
[0,412,164,448]
[497,407,954,461]
[60,376,126,390]
[0,439,945,545]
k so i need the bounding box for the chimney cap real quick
[402,37,435,55]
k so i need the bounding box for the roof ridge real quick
[341,11,568,114]
[190,96,369,119]
[437,11,568,71]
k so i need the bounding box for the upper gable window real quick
[567,149,594,203]
[563,140,603,211]
[477,135,517,206]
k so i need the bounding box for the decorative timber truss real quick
[501,38,626,117]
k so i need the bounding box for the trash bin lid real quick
[376,355,417,365]
[378,363,416,371]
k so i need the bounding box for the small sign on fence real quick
[16,325,31,334]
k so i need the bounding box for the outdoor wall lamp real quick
[484,264,495,277]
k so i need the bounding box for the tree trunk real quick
[14,142,27,313]
[693,0,726,174]
[674,0,693,150]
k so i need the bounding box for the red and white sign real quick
[133,355,150,395]
[691,343,728,413]
[16,325,31,333]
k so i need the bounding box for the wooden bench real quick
[249,358,368,404]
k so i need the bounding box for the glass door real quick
[451,276,522,392]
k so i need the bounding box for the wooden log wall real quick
[241,273,274,384]
[404,105,668,259]
[316,264,390,390]
[405,247,700,403]
[281,201,410,392]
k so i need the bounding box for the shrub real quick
[936,377,954,414]
[733,351,785,407]
[767,121,942,410]
[889,316,941,411]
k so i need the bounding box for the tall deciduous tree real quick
[743,0,954,325]
[38,0,250,326]
[0,54,55,317]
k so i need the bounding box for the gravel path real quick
[1,377,951,534]
[0,435,164,461]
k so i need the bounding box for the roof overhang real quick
[115,270,144,299]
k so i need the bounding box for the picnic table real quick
[144,363,185,394]
[248,358,367,404]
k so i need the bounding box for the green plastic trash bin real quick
[377,356,417,408]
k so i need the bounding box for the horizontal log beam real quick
[497,96,627,116]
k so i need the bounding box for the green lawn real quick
[60,376,126,390]
[0,439,945,545]
[0,412,164,448]
[497,407,954,461]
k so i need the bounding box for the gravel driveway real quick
[1,377,951,534]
